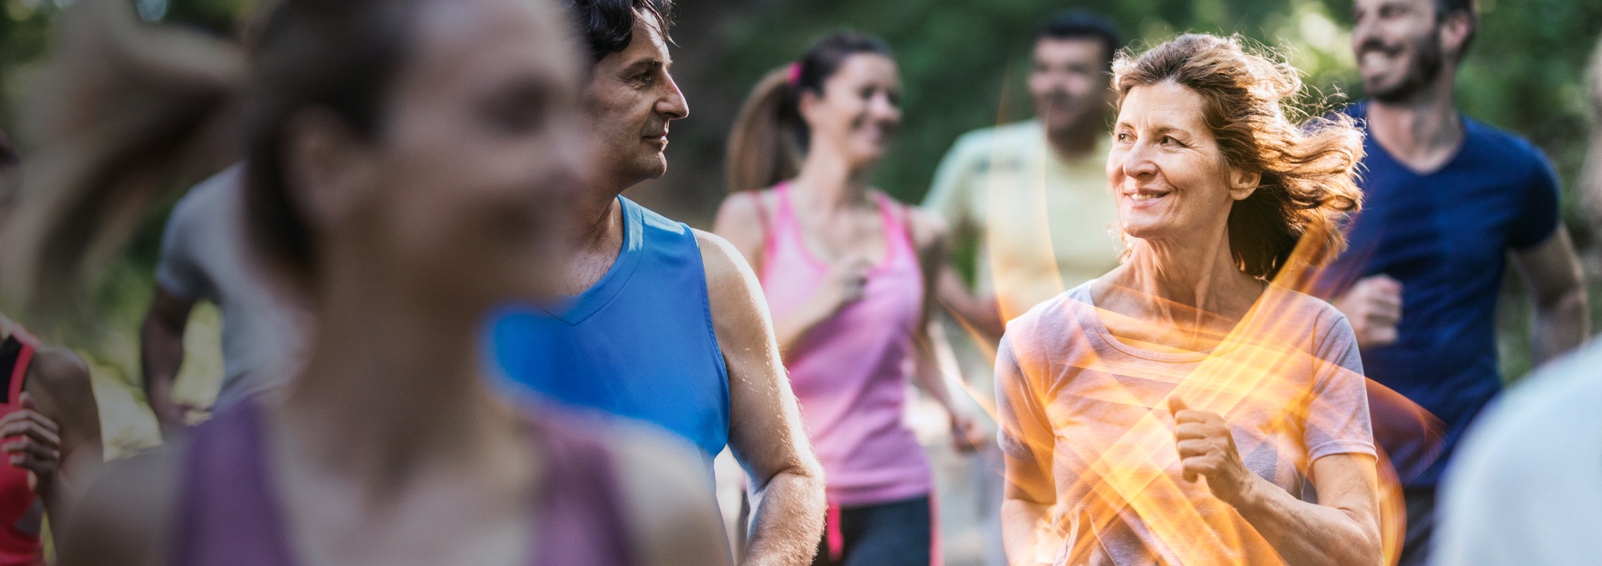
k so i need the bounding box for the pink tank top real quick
[758,183,931,506]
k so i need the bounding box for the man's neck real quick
[1367,77,1464,174]
[1044,119,1104,162]
[564,182,629,295]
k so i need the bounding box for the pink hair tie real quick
[786,61,802,86]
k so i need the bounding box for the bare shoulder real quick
[610,424,732,566]
[710,190,773,259]
[22,344,99,439]
[59,444,184,566]
[23,344,91,395]
[694,229,763,304]
[896,196,950,254]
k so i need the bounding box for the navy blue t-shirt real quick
[1316,102,1561,487]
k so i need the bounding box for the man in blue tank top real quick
[1317,0,1590,564]
[485,1,825,563]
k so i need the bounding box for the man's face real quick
[1029,37,1112,138]
[1353,0,1448,102]
[582,14,688,189]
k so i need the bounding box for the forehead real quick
[605,14,673,70]
[830,53,898,82]
[1117,82,1209,129]
[1356,0,1433,14]
[408,0,577,87]
[1034,37,1108,64]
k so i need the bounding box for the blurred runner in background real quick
[719,30,981,566]
[1317,1,1590,563]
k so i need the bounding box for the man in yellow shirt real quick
[921,11,1125,566]
[925,10,1125,337]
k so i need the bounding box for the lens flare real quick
[929,92,1442,564]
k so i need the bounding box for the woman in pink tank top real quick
[715,31,982,566]
[7,1,729,565]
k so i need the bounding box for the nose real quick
[1121,140,1158,179]
[657,73,689,121]
[871,93,901,124]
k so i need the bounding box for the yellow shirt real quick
[924,120,1122,320]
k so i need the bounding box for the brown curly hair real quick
[1113,34,1365,280]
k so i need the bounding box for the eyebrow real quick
[621,57,669,75]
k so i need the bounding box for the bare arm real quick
[140,286,195,431]
[1001,473,1057,566]
[1229,455,1382,566]
[937,263,1005,343]
[616,427,734,566]
[994,332,1059,566]
[58,446,180,566]
[19,346,102,533]
[1172,400,1381,566]
[906,210,979,449]
[696,230,826,566]
[1510,229,1589,363]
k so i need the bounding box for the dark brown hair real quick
[725,31,891,193]
[1113,34,1364,280]
[566,0,672,65]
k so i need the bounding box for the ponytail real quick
[724,30,894,194]
[725,67,804,193]
[0,0,243,321]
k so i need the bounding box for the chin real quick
[626,156,669,182]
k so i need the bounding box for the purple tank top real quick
[171,398,633,566]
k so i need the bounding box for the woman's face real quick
[1107,81,1257,246]
[800,53,902,168]
[312,0,586,308]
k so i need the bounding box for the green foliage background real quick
[0,0,1599,445]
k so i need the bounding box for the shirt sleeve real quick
[1302,311,1377,462]
[995,329,1054,475]
[153,196,213,302]
[922,133,980,230]
[1507,150,1562,250]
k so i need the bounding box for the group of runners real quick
[0,0,1596,564]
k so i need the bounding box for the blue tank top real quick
[487,196,730,459]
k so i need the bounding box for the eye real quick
[1115,131,1132,143]
[1160,135,1183,147]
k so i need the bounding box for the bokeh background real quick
[2,0,1601,552]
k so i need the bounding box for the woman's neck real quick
[278,261,524,497]
[1116,232,1263,324]
[793,145,873,212]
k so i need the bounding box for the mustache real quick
[1357,38,1401,58]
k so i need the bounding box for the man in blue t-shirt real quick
[1322,0,1591,564]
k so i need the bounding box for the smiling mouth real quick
[1125,190,1170,204]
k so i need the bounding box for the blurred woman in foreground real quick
[1,0,727,564]
[995,34,1383,565]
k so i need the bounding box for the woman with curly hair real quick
[995,34,1382,565]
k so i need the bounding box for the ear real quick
[281,109,380,231]
[1228,166,1261,201]
[797,88,824,126]
[1438,10,1473,61]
